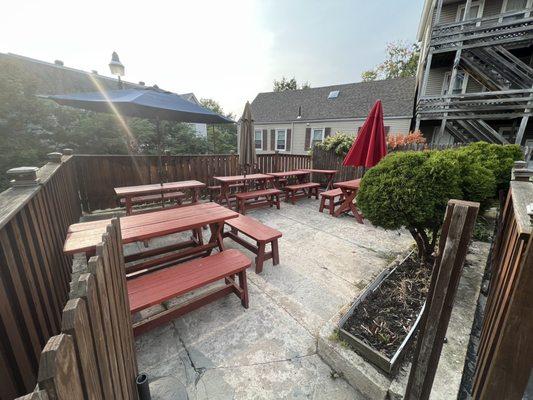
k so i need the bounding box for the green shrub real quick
[357,151,461,261]
[316,133,354,156]
[437,149,496,211]
[357,142,522,262]
[455,142,522,193]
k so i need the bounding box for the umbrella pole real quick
[155,117,165,209]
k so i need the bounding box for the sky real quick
[1,0,424,117]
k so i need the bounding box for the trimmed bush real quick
[357,142,522,262]
[357,151,461,261]
[437,149,496,211]
[454,142,522,193]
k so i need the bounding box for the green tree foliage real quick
[273,77,311,92]
[361,42,420,81]
[200,98,237,154]
[357,142,523,262]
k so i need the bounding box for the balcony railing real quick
[417,88,533,120]
[431,9,533,52]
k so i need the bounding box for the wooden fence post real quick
[405,199,480,400]
[37,334,84,400]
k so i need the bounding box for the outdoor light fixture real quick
[109,51,125,89]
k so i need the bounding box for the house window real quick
[442,71,468,95]
[312,128,324,147]
[457,0,484,22]
[500,0,528,21]
[254,129,262,149]
[276,129,287,151]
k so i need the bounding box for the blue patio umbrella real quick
[42,87,234,124]
[41,86,234,184]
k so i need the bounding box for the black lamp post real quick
[109,51,125,89]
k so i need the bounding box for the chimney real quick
[54,60,64,66]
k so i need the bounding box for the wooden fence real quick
[74,153,311,212]
[0,155,82,399]
[16,218,138,400]
[311,143,465,183]
[471,172,533,399]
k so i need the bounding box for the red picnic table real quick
[213,174,273,207]
[64,202,239,275]
[333,179,364,223]
[115,180,206,215]
[299,169,337,190]
[267,170,310,188]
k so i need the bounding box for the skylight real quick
[328,90,339,99]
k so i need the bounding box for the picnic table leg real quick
[192,188,199,203]
[326,173,335,190]
[238,270,249,308]
[333,189,356,217]
[255,242,266,273]
[191,228,204,245]
[207,222,225,253]
[218,183,231,208]
[125,196,133,215]
[271,239,280,265]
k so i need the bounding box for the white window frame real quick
[275,129,287,151]
[311,128,325,147]
[254,129,262,150]
[500,0,529,21]
[442,70,469,95]
[456,0,485,24]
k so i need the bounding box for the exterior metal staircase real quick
[461,46,533,90]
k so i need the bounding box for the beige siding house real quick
[244,77,416,155]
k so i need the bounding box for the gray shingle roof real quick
[250,77,416,123]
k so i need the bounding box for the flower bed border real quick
[338,250,425,376]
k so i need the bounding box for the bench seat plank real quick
[235,188,282,200]
[128,249,251,313]
[226,215,282,242]
[284,182,320,191]
[119,191,185,205]
[224,215,281,273]
[320,188,343,198]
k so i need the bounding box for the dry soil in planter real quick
[342,254,432,359]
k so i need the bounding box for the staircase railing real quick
[417,88,533,121]
[430,10,533,52]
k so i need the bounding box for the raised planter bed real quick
[338,250,430,376]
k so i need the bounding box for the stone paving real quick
[128,199,414,399]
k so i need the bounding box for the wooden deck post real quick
[405,199,480,400]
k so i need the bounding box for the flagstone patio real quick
[128,198,413,399]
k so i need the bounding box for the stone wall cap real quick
[7,167,39,175]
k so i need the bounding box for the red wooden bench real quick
[235,188,282,214]
[208,183,245,202]
[284,182,320,204]
[128,249,251,336]
[224,215,282,273]
[119,191,185,207]
[319,188,345,215]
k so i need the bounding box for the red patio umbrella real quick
[343,100,387,168]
